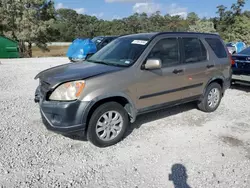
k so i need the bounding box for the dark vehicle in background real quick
[91,36,118,51]
[231,46,250,85]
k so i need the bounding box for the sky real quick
[54,0,250,20]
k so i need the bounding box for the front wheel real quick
[87,102,129,147]
[197,82,222,112]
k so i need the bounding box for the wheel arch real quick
[202,77,225,98]
[82,94,138,131]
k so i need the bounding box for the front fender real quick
[81,92,138,125]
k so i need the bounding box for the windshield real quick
[91,37,104,45]
[87,37,149,67]
[238,47,250,55]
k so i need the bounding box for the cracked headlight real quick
[49,80,85,101]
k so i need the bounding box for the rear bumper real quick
[232,69,250,76]
[232,74,250,84]
[35,86,90,134]
[232,66,250,83]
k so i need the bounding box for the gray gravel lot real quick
[0,57,250,188]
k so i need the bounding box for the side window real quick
[205,38,227,58]
[106,38,112,43]
[105,38,114,44]
[147,38,180,67]
[100,39,109,48]
[183,38,207,63]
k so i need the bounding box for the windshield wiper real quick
[87,59,110,65]
[109,63,128,67]
[87,59,128,67]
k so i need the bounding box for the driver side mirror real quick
[143,59,162,70]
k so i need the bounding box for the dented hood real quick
[34,61,123,87]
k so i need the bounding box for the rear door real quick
[179,36,215,98]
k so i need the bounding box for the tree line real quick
[0,0,250,57]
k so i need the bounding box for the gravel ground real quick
[0,57,250,188]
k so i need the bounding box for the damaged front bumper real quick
[34,86,89,134]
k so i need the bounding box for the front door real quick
[135,36,186,111]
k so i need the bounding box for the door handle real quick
[207,64,214,69]
[173,69,183,74]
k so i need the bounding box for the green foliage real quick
[186,12,199,25]
[214,0,249,44]
[230,15,250,44]
[53,0,249,44]
[189,20,216,33]
[1,0,249,57]
[53,10,190,42]
[1,0,57,57]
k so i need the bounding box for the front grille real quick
[236,56,248,61]
[237,62,250,69]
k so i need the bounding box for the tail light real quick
[226,47,235,65]
[230,54,235,65]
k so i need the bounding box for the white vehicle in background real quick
[226,43,237,54]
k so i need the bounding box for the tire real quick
[197,82,222,112]
[87,102,129,147]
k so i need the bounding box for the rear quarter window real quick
[205,38,227,58]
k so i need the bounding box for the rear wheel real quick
[197,82,222,112]
[87,102,129,147]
